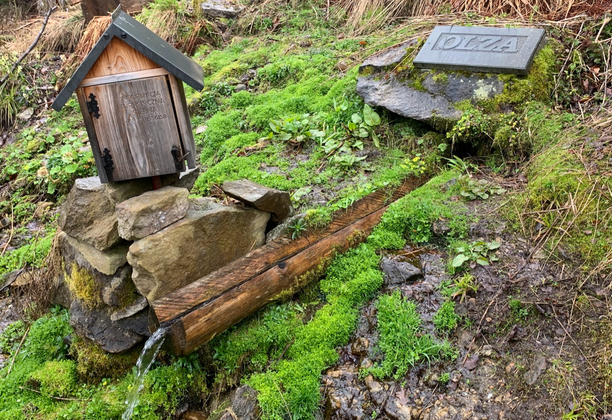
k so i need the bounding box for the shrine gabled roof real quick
[52,6,204,111]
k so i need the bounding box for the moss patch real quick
[64,263,103,309]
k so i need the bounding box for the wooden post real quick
[151,175,162,190]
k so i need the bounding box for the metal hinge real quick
[86,93,100,119]
[102,148,114,173]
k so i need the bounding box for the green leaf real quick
[371,131,380,148]
[64,164,79,174]
[47,183,56,195]
[351,113,362,124]
[487,241,501,250]
[476,257,490,266]
[452,254,470,268]
[363,104,381,126]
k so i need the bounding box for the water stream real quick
[121,326,168,420]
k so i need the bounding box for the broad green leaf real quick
[363,104,381,126]
[452,254,470,268]
[476,257,490,266]
[351,113,362,124]
[487,241,501,250]
[64,164,79,174]
[371,131,380,148]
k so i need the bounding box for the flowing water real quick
[121,327,168,420]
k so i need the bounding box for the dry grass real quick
[338,0,611,32]
[13,234,62,321]
[38,9,85,54]
[58,15,111,87]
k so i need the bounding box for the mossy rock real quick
[356,43,556,131]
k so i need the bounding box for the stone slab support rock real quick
[128,198,270,301]
[221,179,292,223]
[116,186,189,240]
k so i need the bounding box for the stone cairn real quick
[56,170,292,353]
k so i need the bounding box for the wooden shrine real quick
[52,6,204,183]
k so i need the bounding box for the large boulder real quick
[128,198,270,301]
[116,186,190,241]
[357,41,532,130]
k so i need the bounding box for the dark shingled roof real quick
[52,6,204,111]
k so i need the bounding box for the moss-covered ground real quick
[0,0,611,419]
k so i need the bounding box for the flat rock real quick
[110,295,148,322]
[221,179,292,223]
[59,177,150,251]
[357,70,503,130]
[69,299,143,353]
[216,386,260,420]
[128,198,270,301]
[201,0,244,18]
[58,231,129,276]
[524,355,547,385]
[380,257,422,286]
[116,186,189,240]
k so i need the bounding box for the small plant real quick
[401,154,426,175]
[451,273,479,303]
[288,218,307,240]
[345,104,381,147]
[509,297,532,321]
[269,114,325,145]
[439,372,451,385]
[458,177,506,200]
[451,240,501,269]
[433,300,459,334]
[367,290,456,380]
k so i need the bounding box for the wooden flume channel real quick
[149,176,428,355]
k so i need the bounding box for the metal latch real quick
[171,146,189,170]
[86,93,100,119]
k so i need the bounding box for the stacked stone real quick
[56,172,291,353]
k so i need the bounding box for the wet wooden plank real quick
[168,205,388,356]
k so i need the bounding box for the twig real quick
[462,289,502,365]
[0,6,57,87]
[19,386,91,402]
[7,326,30,376]
[1,203,14,257]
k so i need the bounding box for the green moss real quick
[64,263,103,309]
[70,338,140,383]
[431,71,449,84]
[0,231,54,277]
[367,291,456,380]
[368,170,468,247]
[433,300,459,334]
[28,360,77,398]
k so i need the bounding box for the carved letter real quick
[492,37,518,53]
[455,35,478,50]
[475,36,502,51]
[440,35,461,50]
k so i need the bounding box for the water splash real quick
[121,327,168,420]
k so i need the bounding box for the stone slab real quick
[413,26,545,75]
[116,186,190,241]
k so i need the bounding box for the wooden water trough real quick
[150,176,427,355]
